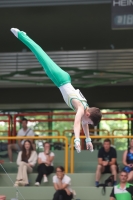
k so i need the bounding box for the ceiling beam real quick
[0,0,111,8]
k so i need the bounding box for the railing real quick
[12,111,133,140]
[1,133,133,173]
[70,135,133,173]
[63,128,110,149]
[13,112,75,137]
[0,136,68,173]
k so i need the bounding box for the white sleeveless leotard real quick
[59,83,88,111]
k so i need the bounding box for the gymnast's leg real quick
[10,28,71,87]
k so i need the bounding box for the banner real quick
[112,0,133,29]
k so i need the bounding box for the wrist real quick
[85,138,91,143]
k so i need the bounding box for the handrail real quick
[70,135,133,173]
[14,112,75,116]
[0,130,9,132]
[63,129,110,149]
[14,119,74,122]
[101,118,133,120]
[12,111,133,116]
[102,112,133,115]
[0,136,68,173]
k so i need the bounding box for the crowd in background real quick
[1,118,133,200]
[7,118,74,200]
[95,138,133,186]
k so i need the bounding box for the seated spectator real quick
[122,139,133,182]
[0,196,6,200]
[110,170,133,200]
[8,118,35,162]
[35,142,54,186]
[52,166,73,200]
[14,140,37,186]
[95,139,117,186]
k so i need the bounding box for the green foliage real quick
[100,110,130,150]
[52,110,74,143]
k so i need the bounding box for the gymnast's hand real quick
[86,141,93,152]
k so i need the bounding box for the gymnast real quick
[10,28,102,153]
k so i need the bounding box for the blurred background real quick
[0,1,133,199]
[0,0,133,150]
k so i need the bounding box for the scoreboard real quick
[112,0,133,29]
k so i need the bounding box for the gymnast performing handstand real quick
[10,28,102,153]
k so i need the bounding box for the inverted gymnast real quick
[10,28,102,153]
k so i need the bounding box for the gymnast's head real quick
[86,107,102,126]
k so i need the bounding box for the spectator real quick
[52,166,73,200]
[14,140,37,186]
[35,142,54,186]
[95,139,117,186]
[122,139,133,181]
[110,170,133,200]
[0,196,6,200]
[8,118,35,162]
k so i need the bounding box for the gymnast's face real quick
[85,110,90,117]
[88,118,94,125]
[85,110,94,125]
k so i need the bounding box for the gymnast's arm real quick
[73,107,84,138]
[82,123,90,138]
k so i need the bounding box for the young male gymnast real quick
[10,28,102,153]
